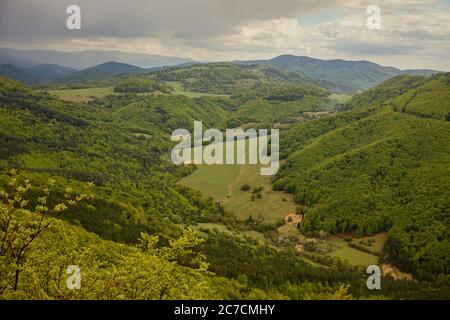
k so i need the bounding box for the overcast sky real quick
[0,0,449,70]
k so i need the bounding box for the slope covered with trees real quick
[348,75,428,109]
[0,76,231,244]
[0,171,277,299]
[274,73,450,280]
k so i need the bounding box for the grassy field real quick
[48,87,125,102]
[356,232,388,254]
[164,81,230,98]
[184,223,268,244]
[48,87,158,102]
[180,163,296,223]
[328,93,353,104]
[329,246,379,266]
[326,236,384,266]
[178,138,296,223]
[49,82,229,102]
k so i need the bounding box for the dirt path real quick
[284,212,303,224]
[382,263,413,281]
[226,164,245,198]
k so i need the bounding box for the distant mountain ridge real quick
[0,64,76,85]
[62,61,148,83]
[235,54,440,92]
[0,47,194,69]
[0,49,442,91]
[30,64,77,81]
[0,61,164,86]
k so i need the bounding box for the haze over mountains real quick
[0,64,77,86]
[235,55,439,92]
[0,47,194,69]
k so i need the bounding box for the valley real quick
[0,55,449,300]
[178,134,391,270]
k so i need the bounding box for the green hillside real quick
[62,62,147,83]
[152,63,325,95]
[49,64,335,128]
[274,73,450,279]
[0,173,279,299]
[226,95,331,128]
[348,75,428,109]
[0,76,230,244]
[349,73,450,120]
[113,77,173,93]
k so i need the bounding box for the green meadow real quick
[49,82,228,102]
[329,245,379,266]
[325,234,387,267]
[49,87,123,102]
[178,138,296,223]
[164,81,230,98]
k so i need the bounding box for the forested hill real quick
[236,55,440,93]
[274,73,450,279]
[347,75,429,109]
[0,75,269,298]
[0,76,233,244]
[0,64,76,86]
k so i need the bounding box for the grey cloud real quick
[0,0,335,42]
[0,0,448,71]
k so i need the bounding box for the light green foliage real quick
[153,63,329,98]
[164,81,230,98]
[226,96,330,128]
[109,94,231,132]
[0,171,91,295]
[0,173,272,300]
